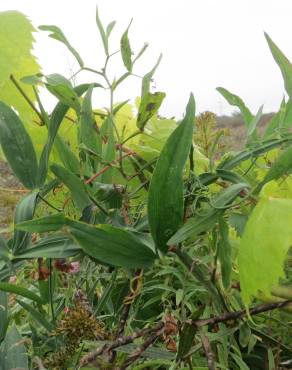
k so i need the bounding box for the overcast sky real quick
[1,0,292,118]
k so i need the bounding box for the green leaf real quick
[51,164,91,211]
[136,92,166,131]
[17,300,54,332]
[16,213,66,233]
[216,87,253,126]
[54,135,80,174]
[218,218,232,289]
[106,21,116,39]
[247,105,263,138]
[39,25,84,68]
[168,210,221,245]
[96,7,109,56]
[0,325,29,370]
[0,291,8,342]
[67,219,156,269]
[120,20,133,72]
[264,98,286,139]
[265,32,292,99]
[238,182,292,305]
[0,11,41,123]
[79,84,102,155]
[14,234,81,259]
[45,73,81,111]
[12,192,38,255]
[0,101,38,189]
[0,282,43,305]
[211,183,249,209]
[142,54,162,96]
[148,94,195,252]
[256,145,292,193]
[37,83,90,186]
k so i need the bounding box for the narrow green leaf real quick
[51,164,91,211]
[106,21,116,38]
[16,213,66,233]
[39,25,84,67]
[0,291,8,342]
[37,83,90,186]
[148,94,195,252]
[136,92,166,131]
[211,183,248,209]
[247,105,263,137]
[14,234,81,259]
[142,54,162,96]
[96,7,108,55]
[17,300,54,332]
[79,84,102,155]
[0,282,43,304]
[0,101,38,189]
[120,20,133,71]
[265,32,292,99]
[67,219,156,269]
[264,98,286,139]
[54,135,80,174]
[168,210,221,245]
[218,218,232,289]
[45,73,80,111]
[12,192,38,255]
[216,87,253,125]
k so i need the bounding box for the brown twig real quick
[201,334,215,370]
[10,74,45,125]
[190,300,292,328]
[119,327,165,370]
[79,321,164,366]
[85,152,135,184]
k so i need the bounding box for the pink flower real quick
[69,261,80,274]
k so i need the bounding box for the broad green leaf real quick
[0,325,28,370]
[168,210,221,245]
[14,234,81,259]
[45,73,80,111]
[51,164,91,211]
[141,54,162,96]
[238,182,292,305]
[79,84,102,155]
[120,20,133,71]
[0,101,38,189]
[66,219,156,269]
[12,192,38,255]
[136,92,166,131]
[0,11,41,123]
[39,25,84,68]
[17,300,54,332]
[0,282,43,304]
[216,87,253,125]
[218,218,232,289]
[148,94,195,252]
[37,83,90,186]
[16,213,66,233]
[265,32,292,99]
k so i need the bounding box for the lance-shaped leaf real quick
[218,218,232,289]
[37,83,90,186]
[79,84,102,155]
[216,87,253,126]
[96,7,109,56]
[136,92,166,131]
[265,32,292,99]
[51,164,91,211]
[12,192,38,255]
[0,282,43,304]
[14,234,81,259]
[148,94,195,252]
[16,213,66,233]
[45,73,80,111]
[0,291,8,342]
[0,101,38,189]
[54,135,80,174]
[120,20,133,71]
[66,219,156,269]
[141,54,162,96]
[39,25,84,68]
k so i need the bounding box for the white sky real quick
[1,0,292,118]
